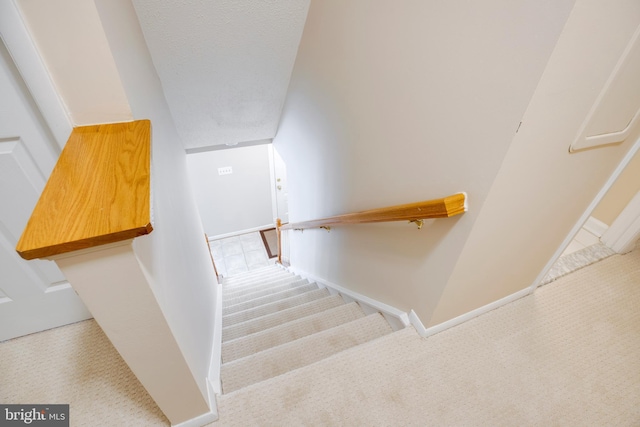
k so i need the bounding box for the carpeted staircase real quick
[219,264,397,395]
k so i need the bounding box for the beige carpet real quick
[1,250,639,426]
[222,302,366,363]
[221,314,392,394]
[0,320,168,426]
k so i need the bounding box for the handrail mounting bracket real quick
[409,219,424,230]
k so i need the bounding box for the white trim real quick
[207,224,275,241]
[601,190,640,253]
[408,310,428,336]
[46,239,133,261]
[420,288,531,338]
[583,216,609,238]
[529,133,640,293]
[569,25,640,152]
[170,378,218,426]
[208,282,223,395]
[285,265,410,331]
[170,379,218,427]
[175,296,221,427]
[0,0,72,149]
[171,409,217,426]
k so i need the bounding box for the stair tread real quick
[223,282,317,315]
[222,266,282,284]
[223,275,303,299]
[223,264,280,278]
[217,327,416,417]
[223,288,330,327]
[222,294,345,342]
[221,313,393,393]
[223,278,309,306]
[223,274,299,296]
[224,269,292,288]
[222,302,366,363]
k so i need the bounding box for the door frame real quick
[529,134,640,292]
[268,143,288,224]
[268,144,278,223]
[601,190,640,253]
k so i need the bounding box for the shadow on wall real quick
[293,214,466,318]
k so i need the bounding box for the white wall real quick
[187,145,274,237]
[93,0,217,408]
[429,0,640,326]
[273,0,640,327]
[17,0,217,422]
[17,0,132,125]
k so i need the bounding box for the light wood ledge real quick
[16,120,152,260]
[279,193,466,231]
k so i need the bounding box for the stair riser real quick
[222,302,366,363]
[223,276,302,299]
[222,267,283,285]
[223,289,330,327]
[222,295,345,342]
[223,279,309,307]
[224,270,291,288]
[223,283,319,316]
[221,314,393,394]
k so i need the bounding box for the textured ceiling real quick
[131,0,310,151]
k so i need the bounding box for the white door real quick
[0,38,91,341]
[272,146,289,223]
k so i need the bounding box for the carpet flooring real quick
[0,320,168,425]
[212,250,640,426]
[540,242,616,285]
[1,250,638,426]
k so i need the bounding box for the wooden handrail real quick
[16,120,152,260]
[204,234,220,279]
[279,193,466,232]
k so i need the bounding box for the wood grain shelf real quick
[16,120,152,260]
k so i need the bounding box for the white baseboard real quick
[207,224,275,241]
[172,410,218,427]
[583,216,609,238]
[408,310,428,336]
[208,283,223,395]
[171,379,218,426]
[181,284,223,427]
[415,288,531,338]
[601,191,640,253]
[285,266,410,331]
[169,374,219,426]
